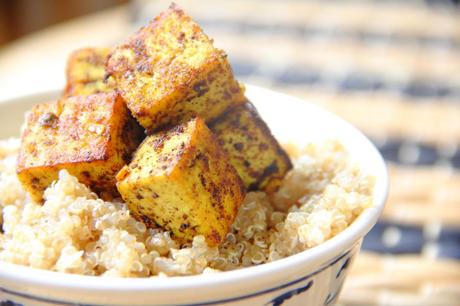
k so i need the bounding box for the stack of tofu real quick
[16,4,291,246]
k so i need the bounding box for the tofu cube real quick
[17,92,143,202]
[116,118,245,246]
[64,48,116,97]
[210,103,292,193]
[106,4,245,132]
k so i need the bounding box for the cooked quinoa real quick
[0,139,374,277]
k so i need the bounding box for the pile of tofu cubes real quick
[16,4,291,246]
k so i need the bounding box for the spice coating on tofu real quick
[211,103,292,193]
[16,92,144,202]
[106,3,246,132]
[64,48,116,97]
[116,118,245,246]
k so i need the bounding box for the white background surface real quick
[0,6,130,102]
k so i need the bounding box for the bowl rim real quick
[0,84,388,295]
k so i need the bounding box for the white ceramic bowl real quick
[0,85,388,306]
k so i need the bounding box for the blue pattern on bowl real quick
[265,281,313,306]
[0,243,359,306]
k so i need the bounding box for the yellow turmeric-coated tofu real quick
[17,92,143,202]
[116,118,245,246]
[106,3,246,132]
[210,103,292,193]
[64,47,116,97]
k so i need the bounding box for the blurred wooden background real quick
[0,0,127,45]
[0,0,459,305]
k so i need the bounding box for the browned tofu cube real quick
[116,118,245,246]
[64,48,116,97]
[106,3,245,132]
[17,92,143,202]
[211,103,292,193]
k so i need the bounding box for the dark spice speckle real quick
[38,112,58,128]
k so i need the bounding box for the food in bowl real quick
[64,47,116,97]
[0,3,374,278]
[16,92,143,203]
[210,102,293,193]
[116,117,246,246]
[0,139,373,277]
[106,3,246,133]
